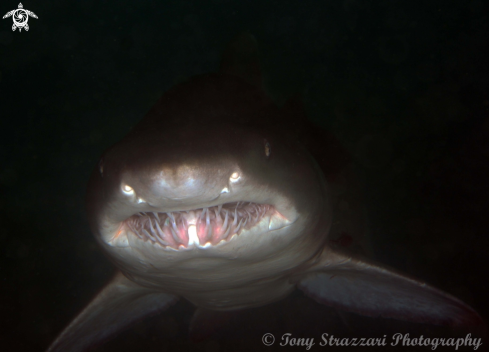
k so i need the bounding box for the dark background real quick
[1,0,488,351]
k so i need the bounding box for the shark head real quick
[86,73,331,294]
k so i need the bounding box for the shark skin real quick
[47,34,484,352]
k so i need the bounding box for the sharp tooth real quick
[232,208,238,227]
[153,232,170,246]
[187,224,199,246]
[222,210,229,232]
[166,212,175,223]
[142,229,157,242]
[218,204,222,213]
[170,227,181,244]
[168,214,179,234]
[148,217,157,235]
[235,218,243,233]
[163,213,180,244]
[223,219,232,239]
[172,221,179,235]
[134,229,143,239]
[154,218,165,237]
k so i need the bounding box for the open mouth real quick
[123,202,274,249]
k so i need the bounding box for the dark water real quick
[1,1,488,351]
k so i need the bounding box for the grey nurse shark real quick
[48,34,483,351]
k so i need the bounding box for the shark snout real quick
[149,166,215,200]
[118,162,245,208]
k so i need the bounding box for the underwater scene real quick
[1,1,488,351]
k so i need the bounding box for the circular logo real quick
[12,9,27,27]
[262,333,275,346]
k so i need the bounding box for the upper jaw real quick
[105,200,293,251]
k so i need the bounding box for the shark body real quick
[48,34,483,352]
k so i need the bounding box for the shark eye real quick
[264,139,271,158]
[230,172,240,182]
[122,184,134,195]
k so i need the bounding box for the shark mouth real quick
[123,202,274,249]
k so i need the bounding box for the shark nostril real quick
[123,202,273,249]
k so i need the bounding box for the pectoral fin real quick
[48,272,178,352]
[297,250,483,328]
